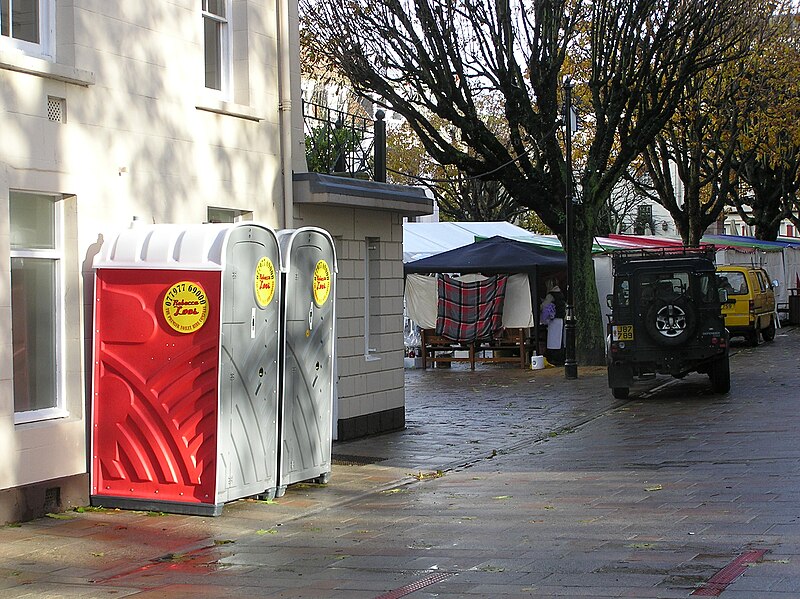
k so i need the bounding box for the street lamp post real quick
[563,77,578,380]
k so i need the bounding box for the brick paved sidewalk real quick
[0,327,797,598]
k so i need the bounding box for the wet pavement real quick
[1,327,799,598]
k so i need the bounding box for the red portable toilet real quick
[91,223,282,515]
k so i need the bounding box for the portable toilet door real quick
[218,225,282,503]
[91,223,281,516]
[277,228,337,495]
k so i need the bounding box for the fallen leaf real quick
[249,498,276,505]
[645,484,663,492]
[409,470,444,481]
[477,564,506,572]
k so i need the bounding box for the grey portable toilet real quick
[277,227,337,495]
[91,223,282,515]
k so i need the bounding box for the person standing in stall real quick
[539,277,566,365]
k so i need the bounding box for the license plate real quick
[612,324,634,342]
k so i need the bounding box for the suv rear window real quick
[698,273,720,303]
[614,278,630,307]
[638,272,690,304]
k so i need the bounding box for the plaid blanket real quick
[436,274,508,342]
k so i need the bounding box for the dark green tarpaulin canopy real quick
[404,235,567,274]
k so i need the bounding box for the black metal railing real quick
[303,101,386,182]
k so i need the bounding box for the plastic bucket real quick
[530,354,545,370]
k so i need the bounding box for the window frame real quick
[0,0,54,59]
[206,206,252,223]
[201,0,232,98]
[756,270,769,292]
[364,237,381,360]
[614,277,630,308]
[10,192,67,424]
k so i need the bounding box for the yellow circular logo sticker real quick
[162,281,209,334]
[254,257,276,307]
[313,260,331,306]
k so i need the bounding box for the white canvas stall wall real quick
[593,254,614,332]
[405,273,535,331]
[405,275,438,329]
[781,248,800,294]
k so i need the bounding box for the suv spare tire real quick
[644,297,696,346]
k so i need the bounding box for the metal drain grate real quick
[44,487,61,511]
[332,454,387,466]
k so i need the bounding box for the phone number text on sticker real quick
[612,324,634,342]
[163,281,209,334]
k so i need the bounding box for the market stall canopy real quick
[403,221,542,262]
[703,234,800,250]
[404,235,567,274]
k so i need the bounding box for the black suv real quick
[606,247,730,399]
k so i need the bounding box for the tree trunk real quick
[685,186,703,247]
[567,204,606,366]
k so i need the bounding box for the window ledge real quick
[14,408,70,425]
[0,49,94,86]
[196,99,264,122]
[364,353,382,362]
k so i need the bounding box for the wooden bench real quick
[420,329,477,370]
[476,327,533,369]
[420,328,532,370]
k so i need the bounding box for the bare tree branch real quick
[301,0,756,362]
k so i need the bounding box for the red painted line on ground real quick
[91,544,216,584]
[374,572,454,599]
[691,549,767,596]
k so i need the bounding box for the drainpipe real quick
[277,0,294,229]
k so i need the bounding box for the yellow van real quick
[716,266,776,345]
